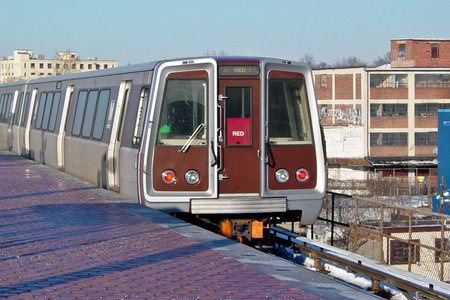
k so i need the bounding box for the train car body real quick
[0,57,326,238]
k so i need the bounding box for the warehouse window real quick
[431,44,439,59]
[415,132,437,146]
[370,74,408,88]
[390,240,420,265]
[370,104,407,117]
[370,132,407,146]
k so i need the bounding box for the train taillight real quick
[162,170,176,184]
[296,168,309,182]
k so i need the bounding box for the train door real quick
[7,90,19,150]
[139,59,217,208]
[217,79,260,194]
[56,85,73,170]
[24,88,38,156]
[107,80,131,191]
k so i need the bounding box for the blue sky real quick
[1,0,449,65]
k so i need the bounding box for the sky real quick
[1,0,450,66]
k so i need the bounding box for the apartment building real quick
[315,39,450,190]
[0,50,118,83]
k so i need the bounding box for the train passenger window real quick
[41,92,54,130]
[13,93,24,125]
[268,73,312,145]
[48,92,61,132]
[92,90,110,139]
[20,93,30,127]
[132,87,149,147]
[0,94,5,122]
[81,91,99,138]
[157,78,207,146]
[72,91,88,136]
[4,94,12,123]
[35,93,47,129]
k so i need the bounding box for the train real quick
[0,56,326,240]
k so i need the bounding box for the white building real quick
[0,50,118,83]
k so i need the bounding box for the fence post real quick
[331,193,335,246]
[380,203,385,263]
[408,210,413,272]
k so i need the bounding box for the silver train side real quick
[0,57,326,230]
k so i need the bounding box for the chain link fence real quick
[309,192,450,282]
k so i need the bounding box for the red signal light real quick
[296,168,309,182]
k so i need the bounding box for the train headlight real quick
[296,168,309,182]
[275,169,289,183]
[162,170,176,185]
[185,170,200,185]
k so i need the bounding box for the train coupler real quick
[220,219,265,241]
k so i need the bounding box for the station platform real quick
[0,152,380,299]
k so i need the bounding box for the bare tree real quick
[299,53,315,67]
[333,56,367,68]
[371,52,391,67]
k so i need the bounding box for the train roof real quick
[0,56,308,88]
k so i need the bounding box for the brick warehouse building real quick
[314,39,450,194]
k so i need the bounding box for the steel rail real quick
[269,225,450,300]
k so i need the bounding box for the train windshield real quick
[268,75,312,145]
[157,78,207,146]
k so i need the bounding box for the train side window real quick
[20,93,30,127]
[48,92,61,132]
[72,91,88,136]
[132,87,149,147]
[14,93,24,125]
[81,90,99,138]
[0,94,5,122]
[4,94,12,123]
[92,89,110,140]
[35,92,47,129]
[41,92,54,130]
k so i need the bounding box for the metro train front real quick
[137,57,327,238]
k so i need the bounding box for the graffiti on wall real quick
[320,106,361,125]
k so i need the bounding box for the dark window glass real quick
[92,90,110,139]
[268,78,312,144]
[48,92,61,132]
[21,93,30,127]
[35,93,47,129]
[72,91,88,136]
[82,91,99,138]
[133,87,149,147]
[41,92,54,130]
[157,79,207,146]
[14,93,24,125]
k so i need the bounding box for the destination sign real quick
[219,65,260,76]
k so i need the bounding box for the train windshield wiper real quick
[180,123,205,153]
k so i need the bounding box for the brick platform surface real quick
[0,153,322,299]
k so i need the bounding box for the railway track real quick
[269,225,450,300]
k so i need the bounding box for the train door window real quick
[92,90,110,140]
[35,92,47,129]
[81,90,98,138]
[268,72,312,145]
[14,93,24,125]
[225,87,251,146]
[72,91,88,136]
[157,75,207,146]
[0,94,5,122]
[132,87,149,147]
[20,93,30,127]
[41,92,54,130]
[48,92,61,132]
[4,94,12,122]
